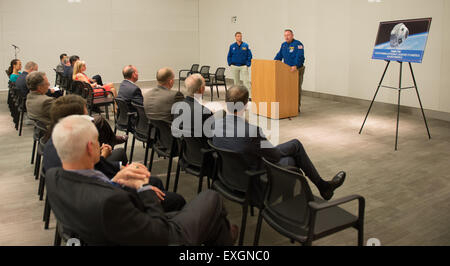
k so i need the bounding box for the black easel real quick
[359,60,431,151]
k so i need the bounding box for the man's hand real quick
[290,66,297,72]
[112,163,151,190]
[114,178,147,191]
[100,144,112,158]
[151,187,166,202]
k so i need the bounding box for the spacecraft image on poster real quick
[372,18,432,63]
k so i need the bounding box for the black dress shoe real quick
[320,171,346,201]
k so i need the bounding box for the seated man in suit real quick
[43,95,185,213]
[118,65,143,111]
[63,55,79,78]
[25,71,56,125]
[47,115,238,246]
[213,85,346,201]
[173,73,214,139]
[144,67,185,123]
[15,61,38,97]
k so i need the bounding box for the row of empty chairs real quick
[179,64,228,101]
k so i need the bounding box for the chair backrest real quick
[262,157,315,229]
[215,67,226,81]
[33,120,48,141]
[199,66,211,80]
[180,137,210,168]
[208,140,253,193]
[190,64,200,73]
[151,120,176,154]
[131,102,151,140]
[71,80,87,96]
[115,98,131,128]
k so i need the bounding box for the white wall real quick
[199,0,450,113]
[0,0,199,87]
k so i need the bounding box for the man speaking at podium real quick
[275,29,305,113]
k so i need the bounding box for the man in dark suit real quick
[63,55,79,78]
[212,85,346,201]
[144,67,185,123]
[173,73,214,139]
[47,115,238,246]
[15,61,38,97]
[118,65,143,111]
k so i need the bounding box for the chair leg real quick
[38,173,45,200]
[18,111,24,136]
[34,154,41,179]
[31,140,37,164]
[197,176,203,194]
[43,196,51,230]
[166,156,173,190]
[105,106,110,120]
[54,223,61,246]
[253,210,264,246]
[144,142,150,167]
[210,86,214,102]
[238,203,249,246]
[148,148,155,172]
[216,85,220,99]
[174,161,181,193]
[124,131,129,152]
[358,223,364,246]
[250,206,255,217]
[129,135,136,164]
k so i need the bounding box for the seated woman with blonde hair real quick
[73,60,117,97]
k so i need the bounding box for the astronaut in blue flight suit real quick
[275,29,306,113]
[227,32,253,96]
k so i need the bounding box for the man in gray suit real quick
[143,67,184,123]
[25,71,56,125]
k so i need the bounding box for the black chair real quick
[14,94,26,136]
[173,135,214,195]
[253,158,365,246]
[208,140,265,246]
[43,191,52,230]
[53,222,86,246]
[61,76,73,94]
[80,82,115,120]
[30,120,47,167]
[36,137,47,198]
[129,103,154,164]
[54,69,65,94]
[114,98,136,151]
[7,81,15,110]
[178,64,200,91]
[70,80,87,96]
[148,120,179,190]
[206,67,228,101]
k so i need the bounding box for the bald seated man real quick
[143,67,185,123]
[117,65,143,111]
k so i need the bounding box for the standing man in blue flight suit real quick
[275,29,306,113]
[228,32,253,97]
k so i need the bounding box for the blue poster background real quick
[372,32,429,63]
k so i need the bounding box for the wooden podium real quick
[251,59,299,119]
